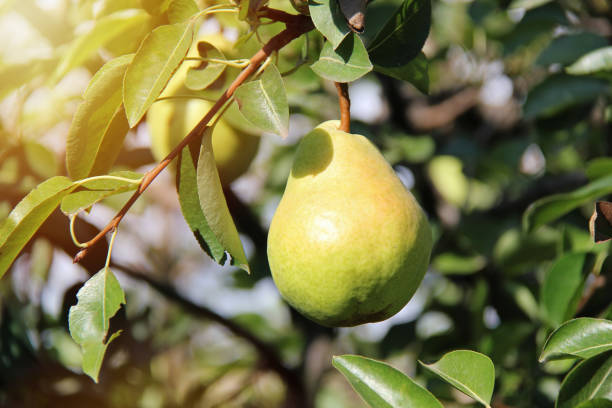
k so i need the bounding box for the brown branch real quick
[335,82,350,132]
[74,13,314,264]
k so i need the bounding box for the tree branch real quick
[335,82,350,133]
[74,13,314,264]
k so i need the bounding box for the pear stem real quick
[73,11,314,264]
[335,82,351,133]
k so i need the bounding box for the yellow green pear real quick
[267,121,433,327]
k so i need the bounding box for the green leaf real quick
[68,267,125,382]
[540,318,612,362]
[310,33,373,83]
[523,74,609,120]
[185,41,226,91]
[367,0,431,68]
[0,58,56,101]
[141,0,172,16]
[52,9,149,82]
[23,140,59,179]
[508,0,553,10]
[537,33,608,67]
[420,350,495,407]
[0,177,77,279]
[309,0,350,49]
[175,127,249,271]
[60,171,143,215]
[523,174,612,232]
[332,355,444,408]
[373,52,429,93]
[66,54,132,180]
[556,351,612,408]
[234,65,289,138]
[587,158,612,181]
[540,253,592,328]
[123,21,195,127]
[168,0,199,23]
[432,252,486,275]
[567,47,612,76]
[576,400,612,408]
[177,130,227,264]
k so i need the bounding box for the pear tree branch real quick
[335,82,351,132]
[74,12,314,264]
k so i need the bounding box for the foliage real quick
[0,0,612,407]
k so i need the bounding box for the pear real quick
[267,121,433,327]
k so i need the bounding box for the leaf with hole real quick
[66,54,132,180]
[333,355,444,408]
[123,21,195,127]
[234,65,289,138]
[420,350,495,407]
[185,41,226,91]
[68,267,125,382]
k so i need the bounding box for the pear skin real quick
[267,121,432,327]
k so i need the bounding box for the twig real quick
[74,12,314,264]
[335,82,350,132]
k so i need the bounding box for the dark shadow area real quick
[291,128,334,178]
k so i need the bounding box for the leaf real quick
[68,267,125,382]
[140,0,172,16]
[576,400,612,408]
[0,58,56,100]
[541,253,592,328]
[176,127,249,271]
[52,9,149,82]
[523,74,608,120]
[177,130,227,264]
[66,54,132,180]
[310,33,373,83]
[432,252,486,275]
[587,158,612,181]
[185,41,226,91]
[234,65,289,138]
[168,0,199,23]
[123,21,195,127]
[508,0,553,10]
[420,350,495,407]
[0,177,77,278]
[590,201,612,243]
[567,46,612,76]
[540,318,612,363]
[367,0,431,68]
[556,351,612,408]
[308,0,350,49]
[332,355,444,408]
[537,33,608,67]
[523,174,612,232]
[374,52,429,93]
[60,171,143,215]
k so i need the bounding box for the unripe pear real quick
[267,121,432,327]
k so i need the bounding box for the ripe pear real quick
[267,121,433,327]
[148,99,260,186]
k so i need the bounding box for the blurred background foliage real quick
[0,0,611,406]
